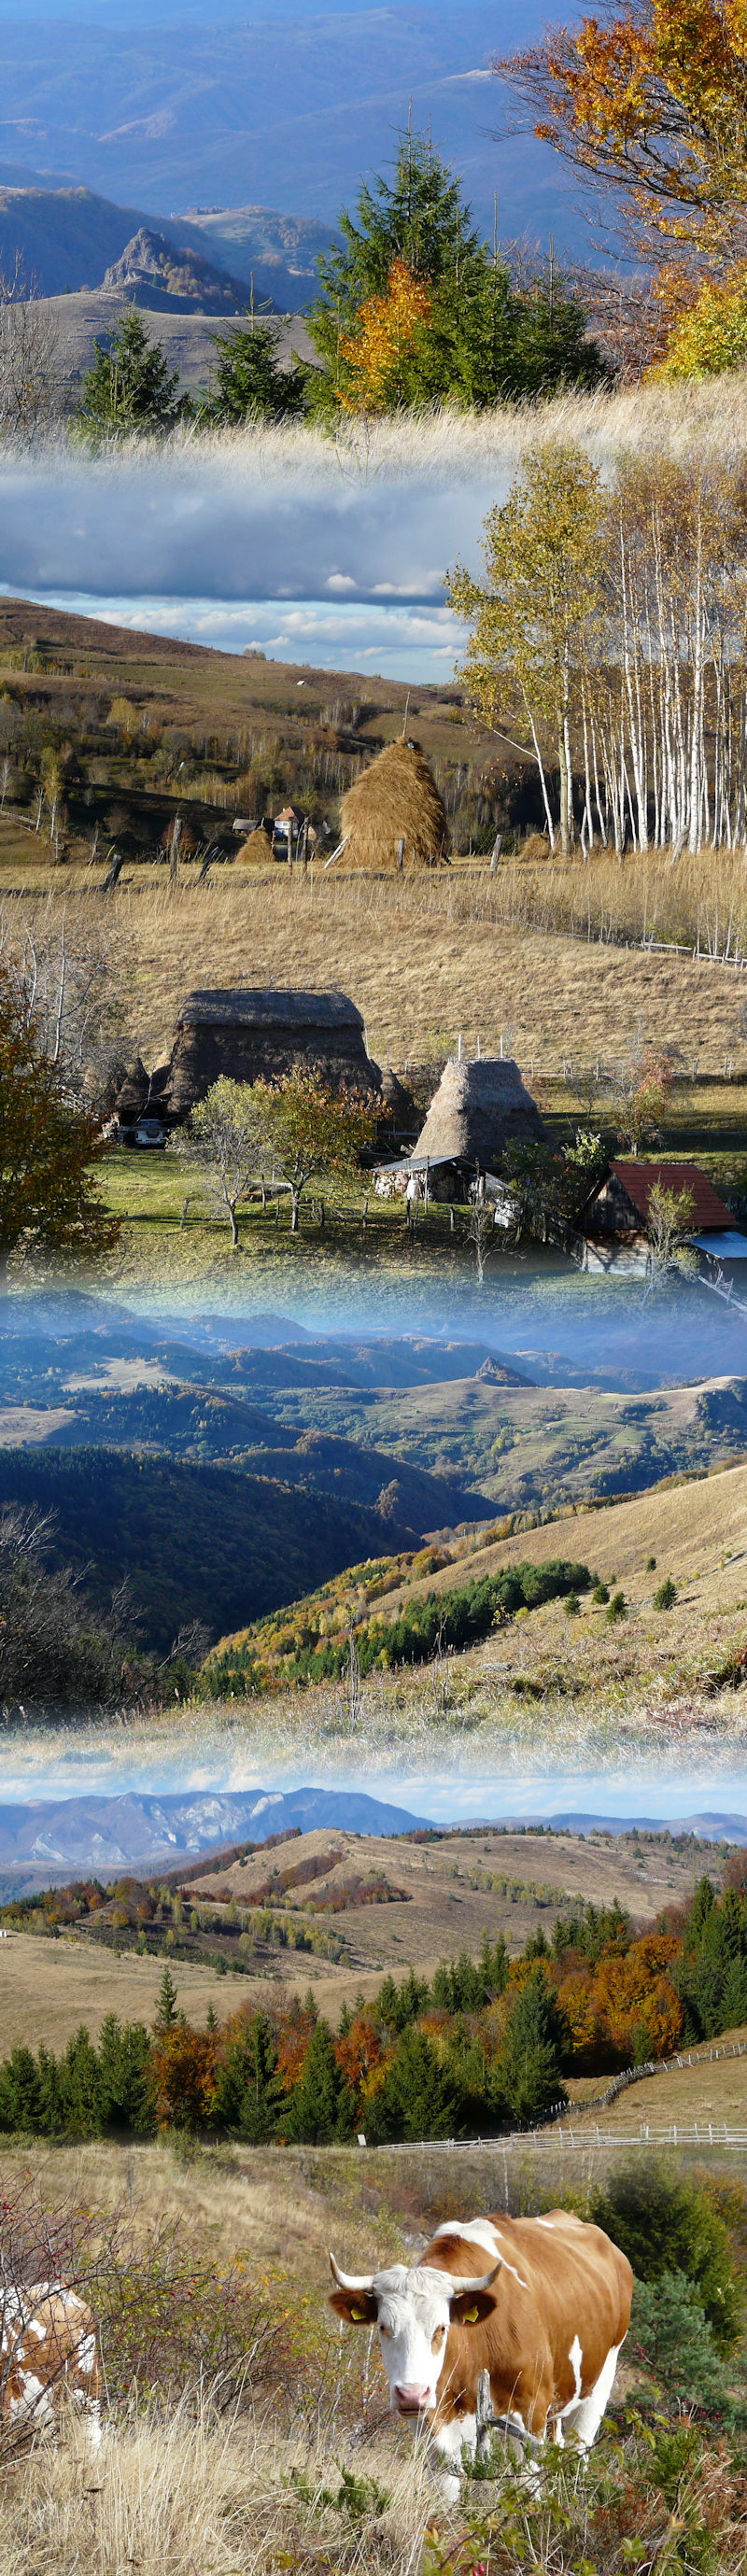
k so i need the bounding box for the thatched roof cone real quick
[341,739,448,869]
[414,1058,545,1169]
[234,824,273,866]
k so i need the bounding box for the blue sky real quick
[0,451,508,679]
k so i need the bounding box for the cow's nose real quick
[394,2382,430,2412]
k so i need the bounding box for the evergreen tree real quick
[498,1970,570,2125]
[368,2024,459,2143]
[590,2162,742,2352]
[97,2015,153,2134]
[0,2042,47,2133]
[309,125,606,414]
[205,317,310,423]
[155,1965,179,2032]
[213,2015,281,2142]
[631,2273,730,2407]
[58,2026,103,2138]
[283,2019,351,2143]
[77,305,187,439]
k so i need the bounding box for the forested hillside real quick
[0,1447,406,1654]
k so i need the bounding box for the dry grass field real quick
[379,1455,747,1621]
[4,866,747,1082]
[0,1823,716,2052]
[566,2031,747,2133]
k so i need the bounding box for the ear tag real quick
[349,2303,368,2321]
[462,2304,480,2323]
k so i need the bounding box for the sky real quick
[0,452,507,678]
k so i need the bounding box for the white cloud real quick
[8,587,464,679]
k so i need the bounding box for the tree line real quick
[450,439,747,864]
[204,1555,595,1698]
[3,1869,747,2144]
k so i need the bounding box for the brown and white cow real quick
[330,2210,632,2495]
[1,2283,104,2451]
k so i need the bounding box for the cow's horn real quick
[329,2251,374,2292]
[451,2263,501,2297]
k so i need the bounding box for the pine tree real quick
[283,2020,351,2143]
[205,317,309,423]
[369,2024,459,2143]
[498,1970,570,2124]
[77,305,187,439]
[155,1965,179,2032]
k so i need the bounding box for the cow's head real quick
[329,2251,499,2417]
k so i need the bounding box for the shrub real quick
[653,1576,678,1610]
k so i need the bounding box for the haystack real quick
[413,1058,545,1172]
[234,823,273,866]
[341,739,448,869]
[157,986,381,1121]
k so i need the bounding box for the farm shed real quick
[339,739,448,870]
[374,1057,545,1201]
[116,987,383,1127]
[578,1161,740,1274]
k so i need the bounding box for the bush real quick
[653,1576,678,1610]
[606,1590,627,1623]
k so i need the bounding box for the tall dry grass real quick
[15,375,747,485]
[4,858,747,1073]
[0,2401,426,2576]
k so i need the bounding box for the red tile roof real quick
[609,1162,732,1232]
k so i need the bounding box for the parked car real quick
[119,1118,167,1149]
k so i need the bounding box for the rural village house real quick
[578,1161,743,1274]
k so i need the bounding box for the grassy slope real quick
[0,1824,728,2051]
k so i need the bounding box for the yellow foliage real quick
[660,263,747,373]
[338,260,431,413]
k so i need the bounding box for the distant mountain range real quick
[0,182,335,306]
[0,3,584,250]
[0,1791,743,1904]
[0,1784,430,1899]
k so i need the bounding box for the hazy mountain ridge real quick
[0,5,580,245]
[0,181,335,304]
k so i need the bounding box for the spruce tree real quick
[284,2019,351,2143]
[369,2024,459,2143]
[205,317,309,423]
[77,305,187,438]
[498,1970,570,2125]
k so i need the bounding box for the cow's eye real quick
[379,2321,391,2339]
[431,2325,445,2350]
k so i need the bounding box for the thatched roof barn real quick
[413,1058,545,1173]
[340,740,448,870]
[119,987,382,1125]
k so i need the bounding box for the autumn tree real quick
[246,1068,376,1231]
[448,443,606,854]
[645,1180,698,1288]
[613,1048,674,1155]
[310,125,604,412]
[188,1077,270,1250]
[0,966,120,1278]
[495,0,747,280]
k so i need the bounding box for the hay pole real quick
[323,833,351,872]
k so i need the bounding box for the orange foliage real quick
[333,2011,386,2101]
[338,259,432,412]
[275,1999,317,2094]
[148,2026,219,2132]
[498,0,747,272]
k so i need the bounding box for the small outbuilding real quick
[578,1160,739,1274]
[339,739,448,870]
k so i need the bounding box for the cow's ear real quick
[450,2287,498,2327]
[329,2288,377,2327]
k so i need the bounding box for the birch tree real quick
[447,443,606,855]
